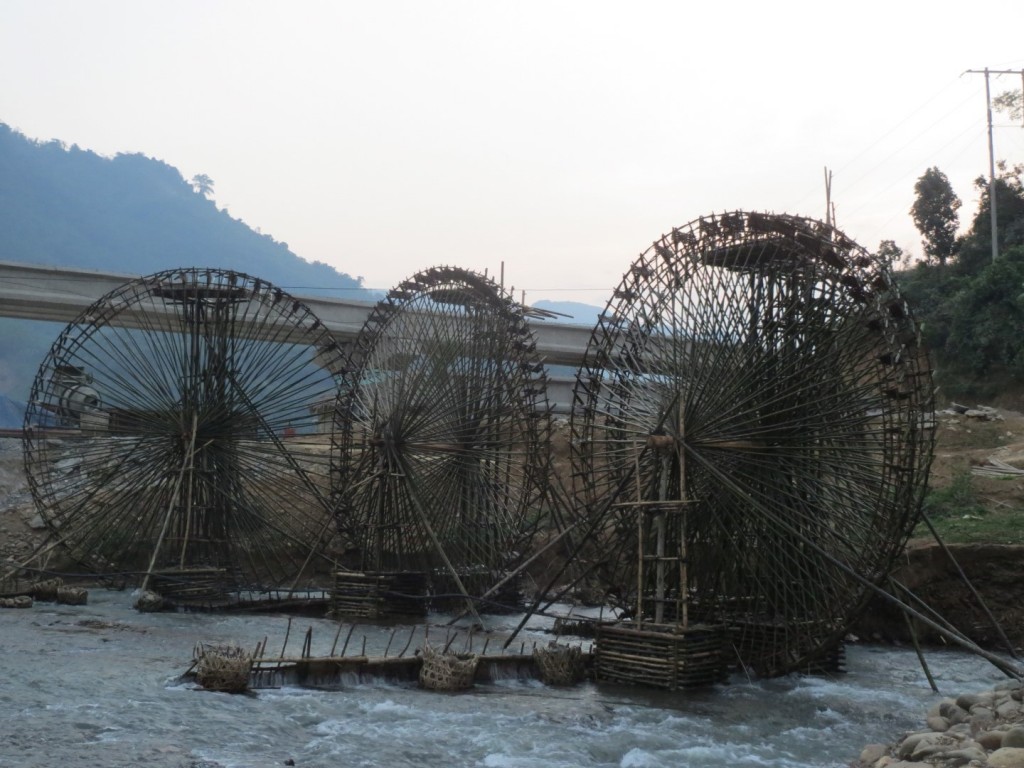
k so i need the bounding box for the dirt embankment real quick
[855,542,1024,651]
[852,406,1024,651]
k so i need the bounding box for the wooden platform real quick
[247,651,546,688]
[182,620,592,690]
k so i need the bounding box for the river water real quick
[0,589,1011,768]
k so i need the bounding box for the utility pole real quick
[824,166,834,227]
[964,68,1024,263]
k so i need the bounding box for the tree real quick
[955,163,1024,276]
[994,89,1022,122]
[875,239,907,270]
[190,173,215,198]
[910,167,961,267]
[945,245,1024,378]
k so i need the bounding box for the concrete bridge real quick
[0,260,598,414]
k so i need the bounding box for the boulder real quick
[1004,727,1024,749]
[921,745,986,765]
[979,730,1006,751]
[989,747,1024,768]
[970,708,995,732]
[896,732,935,759]
[998,699,1024,720]
[859,743,888,765]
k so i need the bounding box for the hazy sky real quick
[2,1,1023,305]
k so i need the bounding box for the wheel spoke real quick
[334,267,552,604]
[569,212,934,675]
[23,268,346,594]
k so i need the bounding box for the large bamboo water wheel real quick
[332,266,553,614]
[571,211,934,676]
[22,267,347,599]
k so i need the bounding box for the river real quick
[0,589,1011,768]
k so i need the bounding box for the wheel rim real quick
[570,212,934,673]
[334,266,551,590]
[23,267,346,589]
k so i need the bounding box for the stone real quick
[940,701,971,724]
[998,700,1024,719]
[939,701,962,718]
[896,732,934,759]
[989,747,1024,768]
[860,744,888,765]
[948,706,971,725]
[958,693,984,710]
[910,736,967,761]
[979,730,1006,751]
[947,722,972,737]
[1004,727,1024,749]
[971,691,997,708]
[927,745,987,766]
[926,714,951,732]
[970,709,995,732]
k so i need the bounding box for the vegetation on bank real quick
[918,474,1024,546]
[891,131,1024,544]
[909,409,1024,545]
[895,162,1024,406]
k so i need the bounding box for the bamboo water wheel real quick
[22,267,347,597]
[332,266,553,613]
[571,212,934,676]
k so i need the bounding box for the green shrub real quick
[923,471,987,519]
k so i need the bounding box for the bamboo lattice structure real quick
[332,266,554,615]
[21,267,348,599]
[570,211,934,677]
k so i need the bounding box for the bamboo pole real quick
[685,444,1024,679]
[679,412,689,629]
[919,510,1018,659]
[140,412,198,595]
[398,453,484,627]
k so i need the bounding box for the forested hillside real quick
[0,124,369,420]
[897,162,1024,406]
[0,123,365,290]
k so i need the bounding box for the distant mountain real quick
[0,123,367,296]
[0,123,375,408]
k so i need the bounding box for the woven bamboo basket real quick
[195,643,254,693]
[30,578,63,601]
[533,643,586,686]
[418,643,479,691]
[56,586,88,605]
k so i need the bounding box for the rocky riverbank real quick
[854,679,1024,768]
